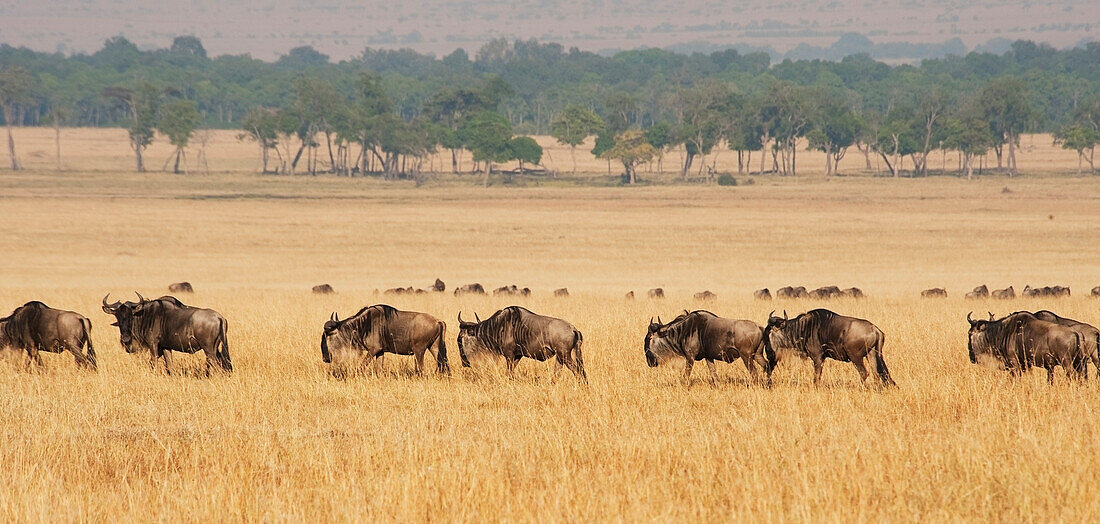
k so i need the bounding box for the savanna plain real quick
[2,130,1100,522]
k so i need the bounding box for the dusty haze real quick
[1,0,1097,59]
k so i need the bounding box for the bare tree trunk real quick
[1007,134,1018,176]
[6,124,20,171]
[570,145,577,175]
[54,120,61,171]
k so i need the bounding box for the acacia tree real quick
[806,100,863,176]
[979,77,1035,176]
[599,129,656,184]
[0,66,34,171]
[158,99,201,174]
[462,111,514,186]
[943,111,995,179]
[1054,125,1099,174]
[550,105,603,174]
[507,136,543,173]
[104,83,162,172]
[239,108,281,174]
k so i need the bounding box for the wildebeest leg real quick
[414,347,426,375]
[162,350,174,376]
[851,356,870,387]
[741,355,761,385]
[1045,363,1055,385]
[811,354,825,386]
[682,358,695,386]
[505,355,518,378]
[24,347,42,372]
[705,359,718,386]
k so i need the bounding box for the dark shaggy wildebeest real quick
[843,287,865,299]
[776,286,808,299]
[384,286,415,295]
[967,311,1082,383]
[693,291,717,301]
[754,288,772,300]
[102,293,231,375]
[965,285,989,299]
[493,285,531,297]
[0,301,96,371]
[763,309,895,387]
[1032,310,1100,379]
[644,310,768,386]
[808,286,843,299]
[554,288,570,297]
[454,283,486,296]
[312,284,335,294]
[321,304,448,377]
[647,288,665,299]
[168,282,193,293]
[432,279,446,292]
[992,286,1015,300]
[1092,286,1100,297]
[1023,285,1071,298]
[921,288,948,298]
[456,306,585,383]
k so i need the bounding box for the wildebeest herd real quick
[3,282,1099,387]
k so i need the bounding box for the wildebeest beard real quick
[327,305,398,356]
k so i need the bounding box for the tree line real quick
[0,36,1098,179]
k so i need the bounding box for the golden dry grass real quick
[2,130,1100,521]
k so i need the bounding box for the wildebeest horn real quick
[783,310,788,320]
[988,311,995,320]
[967,312,975,325]
[102,293,118,312]
[135,291,146,303]
[458,312,465,323]
[475,312,481,323]
[657,316,663,324]
[329,312,337,322]
[649,316,654,324]
[768,310,775,318]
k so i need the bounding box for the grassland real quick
[1,129,1100,521]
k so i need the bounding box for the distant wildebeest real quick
[312,284,335,294]
[921,288,948,298]
[432,279,446,292]
[647,288,665,299]
[992,286,1015,300]
[965,285,989,299]
[493,285,531,297]
[454,283,486,296]
[384,287,415,295]
[644,310,768,386]
[102,293,231,375]
[776,286,808,299]
[1023,285,1070,298]
[456,306,586,383]
[168,282,193,293]
[763,309,895,387]
[0,301,96,371]
[625,291,635,299]
[754,288,772,300]
[554,288,570,297]
[842,287,865,299]
[693,291,717,301]
[1092,286,1100,297]
[320,304,448,377]
[808,286,843,299]
[1032,310,1100,379]
[966,311,1083,383]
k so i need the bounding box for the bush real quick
[717,174,737,186]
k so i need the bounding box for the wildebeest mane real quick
[335,304,399,353]
[764,308,838,357]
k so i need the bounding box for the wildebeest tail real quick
[81,317,97,370]
[761,327,778,375]
[871,327,896,387]
[572,329,588,384]
[436,321,450,374]
[217,317,233,372]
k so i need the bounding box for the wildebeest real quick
[966,311,1082,383]
[808,286,843,299]
[991,286,1015,300]
[454,283,486,296]
[776,286,808,299]
[321,304,448,377]
[432,279,446,292]
[0,301,96,370]
[168,282,194,293]
[647,288,665,299]
[102,293,231,375]
[384,286,417,295]
[693,291,717,301]
[1022,285,1071,298]
[921,288,948,298]
[644,310,768,386]
[456,306,586,383]
[762,309,895,387]
[1092,286,1100,297]
[1032,310,1100,379]
[312,284,335,294]
[625,291,635,299]
[493,285,531,297]
[965,285,989,299]
[842,287,865,299]
[754,288,772,300]
[554,288,570,297]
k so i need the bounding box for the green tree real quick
[507,136,543,173]
[979,77,1036,176]
[104,83,162,173]
[0,66,35,171]
[806,100,864,176]
[158,99,201,174]
[674,82,731,179]
[462,111,514,186]
[239,108,281,174]
[550,105,604,174]
[1053,124,1099,174]
[599,129,656,184]
[644,122,673,173]
[942,111,995,179]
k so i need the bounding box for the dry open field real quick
[2,128,1100,521]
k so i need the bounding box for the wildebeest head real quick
[644,313,692,367]
[320,312,341,363]
[102,292,148,353]
[966,311,1001,364]
[456,311,486,358]
[320,305,397,365]
[643,316,665,367]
